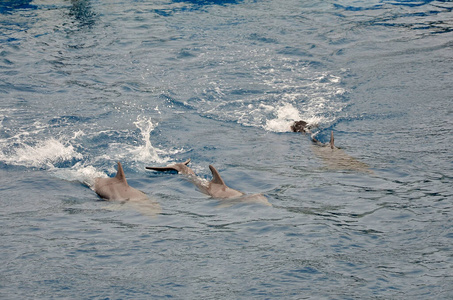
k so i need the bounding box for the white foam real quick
[264,103,302,132]
[1,138,83,169]
[233,69,347,132]
[50,163,106,188]
[97,115,177,166]
[54,115,180,173]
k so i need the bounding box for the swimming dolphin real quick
[311,131,371,172]
[291,120,310,133]
[201,165,245,199]
[94,162,161,215]
[147,160,243,198]
[146,160,271,206]
[291,120,317,134]
[94,162,148,201]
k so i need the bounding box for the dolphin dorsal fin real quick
[209,165,225,185]
[115,162,128,185]
[330,131,335,149]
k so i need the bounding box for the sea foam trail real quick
[183,49,348,132]
[0,115,175,185]
[0,136,97,184]
[263,103,325,133]
[0,138,83,169]
[51,116,174,184]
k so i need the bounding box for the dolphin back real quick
[94,162,148,201]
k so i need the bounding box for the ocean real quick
[1,0,452,298]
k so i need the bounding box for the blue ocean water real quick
[1,0,452,298]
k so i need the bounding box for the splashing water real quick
[264,103,302,132]
[131,116,169,163]
[50,164,105,189]
[0,138,83,169]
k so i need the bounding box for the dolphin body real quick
[94,162,161,215]
[94,162,148,201]
[311,131,371,173]
[146,159,271,207]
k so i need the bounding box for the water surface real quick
[1,0,452,298]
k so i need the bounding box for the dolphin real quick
[311,131,371,172]
[291,120,317,134]
[146,160,271,206]
[201,165,245,199]
[94,162,161,215]
[94,162,148,201]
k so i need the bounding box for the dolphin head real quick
[291,120,309,133]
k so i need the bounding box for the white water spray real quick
[131,116,169,163]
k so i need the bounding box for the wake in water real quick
[0,138,83,169]
[263,103,322,132]
[168,43,350,133]
[0,115,172,184]
[0,114,168,215]
[262,72,347,133]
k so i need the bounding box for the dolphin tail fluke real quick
[209,165,226,185]
[146,159,191,173]
[145,166,179,172]
[330,131,335,149]
[115,162,128,184]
